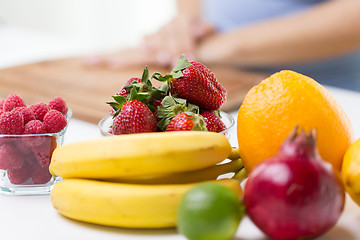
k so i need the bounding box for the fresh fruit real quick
[29,102,50,121]
[118,77,141,97]
[341,138,360,207]
[0,93,69,186]
[0,144,24,170]
[243,128,344,240]
[3,93,26,112]
[50,131,232,179]
[112,100,157,134]
[12,107,36,124]
[48,96,68,115]
[178,182,244,240]
[43,110,67,133]
[50,178,241,228]
[237,70,354,172]
[7,162,32,184]
[105,158,243,184]
[166,112,207,131]
[0,111,24,134]
[154,55,226,110]
[201,110,227,133]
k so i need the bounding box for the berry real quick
[7,162,32,184]
[0,144,24,170]
[201,110,227,133]
[22,120,46,146]
[24,120,46,134]
[32,137,55,166]
[159,56,226,110]
[112,100,157,134]
[48,96,68,115]
[118,77,141,97]
[166,112,207,132]
[32,164,52,184]
[0,111,24,134]
[43,110,67,133]
[12,107,36,124]
[3,94,26,112]
[29,102,50,121]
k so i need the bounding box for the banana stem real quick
[232,168,248,183]
[228,147,240,160]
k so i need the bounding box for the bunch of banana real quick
[50,131,244,228]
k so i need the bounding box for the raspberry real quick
[48,96,68,115]
[0,111,24,134]
[32,136,56,166]
[7,162,32,185]
[43,110,67,133]
[3,94,26,112]
[0,144,24,170]
[32,164,52,184]
[29,102,49,121]
[22,120,46,147]
[12,107,36,124]
[24,120,45,134]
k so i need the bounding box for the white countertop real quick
[1,25,360,240]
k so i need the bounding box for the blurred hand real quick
[83,14,214,69]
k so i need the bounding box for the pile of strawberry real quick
[107,55,227,134]
[0,94,68,185]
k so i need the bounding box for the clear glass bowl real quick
[98,111,235,140]
[0,109,72,195]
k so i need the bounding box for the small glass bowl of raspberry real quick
[98,111,236,142]
[0,109,72,195]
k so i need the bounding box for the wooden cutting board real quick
[0,58,268,124]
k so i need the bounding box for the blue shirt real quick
[201,0,360,89]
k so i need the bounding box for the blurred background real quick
[0,0,176,68]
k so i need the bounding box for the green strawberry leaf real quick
[141,66,149,83]
[152,72,173,82]
[170,55,191,79]
[106,95,127,118]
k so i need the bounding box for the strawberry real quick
[48,96,68,115]
[118,77,141,97]
[108,66,167,115]
[0,111,24,134]
[201,110,227,133]
[165,112,207,132]
[112,100,157,134]
[153,55,226,110]
[3,94,26,112]
[156,96,199,131]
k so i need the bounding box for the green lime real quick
[177,182,244,240]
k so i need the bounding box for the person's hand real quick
[83,14,214,69]
[141,14,214,67]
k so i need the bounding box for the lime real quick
[177,182,244,240]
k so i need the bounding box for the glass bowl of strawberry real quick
[0,94,71,195]
[98,109,235,141]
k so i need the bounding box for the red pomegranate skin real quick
[243,130,345,240]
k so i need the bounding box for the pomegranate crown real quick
[279,126,318,157]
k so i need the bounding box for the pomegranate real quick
[243,127,345,240]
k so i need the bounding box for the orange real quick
[237,70,355,173]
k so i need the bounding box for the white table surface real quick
[1,25,360,240]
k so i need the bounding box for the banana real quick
[51,178,242,228]
[104,158,243,184]
[50,131,232,179]
[228,147,240,160]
